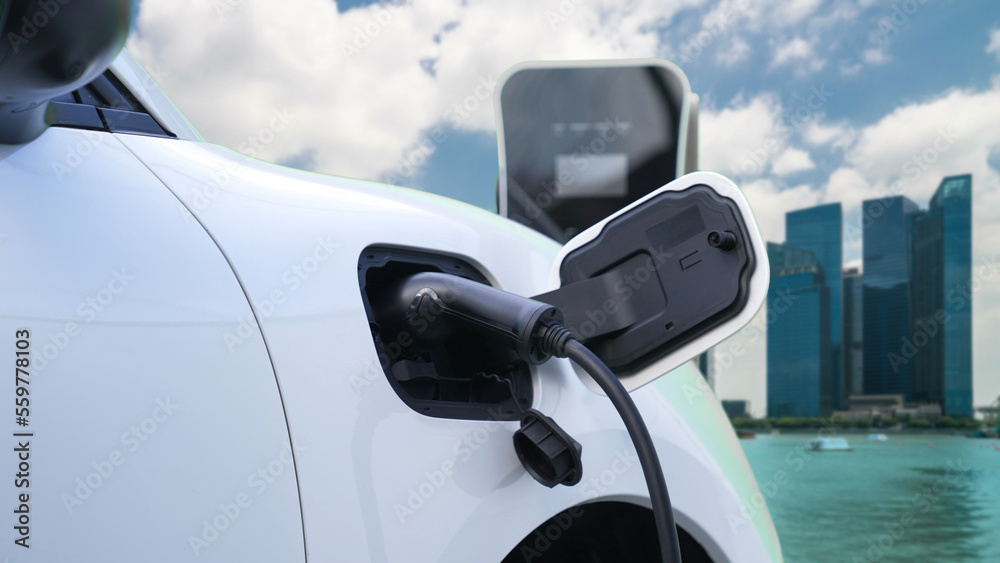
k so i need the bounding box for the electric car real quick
[0,2,781,561]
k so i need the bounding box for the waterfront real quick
[741,434,1000,562]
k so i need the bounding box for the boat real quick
[809,438,853,451]
[868,433,889,441]
[737,430,757,439]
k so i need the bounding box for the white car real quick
[0,5,781,561]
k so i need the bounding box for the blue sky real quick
[129,0,1000,414]
[402,1,1000,221]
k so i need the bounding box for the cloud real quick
[770,36,824,74]
[741,179,821,244]
[716,36,751,66]
[771,36,811,65]
[987,27,1000,61]
[770,147,815,176]
[699,93,785,179]
[803,119,854,147]
[128,0,700,182]
[862,46,888,65]
[702,0,822,34]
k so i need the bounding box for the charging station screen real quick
[554,153,628,198]
[500,65,686,242]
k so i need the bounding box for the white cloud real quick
[772,36,812,65]
[699,93,785,180]
[770,36,825,74]
[716,36,751,66]
[770,147,815,176]
[803,119,854,147]
[740,179,821,243]
[821,166,871,212]
[702,0,822,34]
[841,82,1000,410]
[128,0,700,182]
[862,47,888,65]
[987,27,1000,61]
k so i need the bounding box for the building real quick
[766,243,832,417]
[907,175,973,416]
[786,203,844,409]
[721,400,748,418]
[843,268,864,396]
[862,195,919,400]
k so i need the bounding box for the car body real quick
[0,47,781,561]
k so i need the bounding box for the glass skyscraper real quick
[766,243,832,417]
[909,175,973,416]
[786,203,843,409]
[842,268,864,397]
[862,195,919,400]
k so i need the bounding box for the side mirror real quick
[535,171,769,392]
[0,0,132,144]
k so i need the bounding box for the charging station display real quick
[497,62,691,242]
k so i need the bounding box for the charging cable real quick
[392,272,682,563]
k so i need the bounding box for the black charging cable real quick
[537,324,682,563]
[389,272,682,563]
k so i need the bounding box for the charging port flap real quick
[535,172,769,391]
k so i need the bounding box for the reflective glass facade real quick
[934,175,973,416]
[843,268,864,396]
[862,196,919,400]
[766,243,832,417]
[786,203,843,409]
[909,206,944,403]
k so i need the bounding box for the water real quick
[740,433,1000,562]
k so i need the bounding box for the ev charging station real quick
[496,59,700,242]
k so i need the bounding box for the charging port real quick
[358,246,533,421]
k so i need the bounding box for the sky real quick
[127,0,1000,416]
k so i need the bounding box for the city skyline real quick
[766,174,973,418]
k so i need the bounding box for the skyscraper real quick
[842,268,864,397]
[908,175,973,415]
[786,203,843,409]
[766,243,832,417]
[909,205,944,404]
[862,195,919,400]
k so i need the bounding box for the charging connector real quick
[390,272,682,563]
